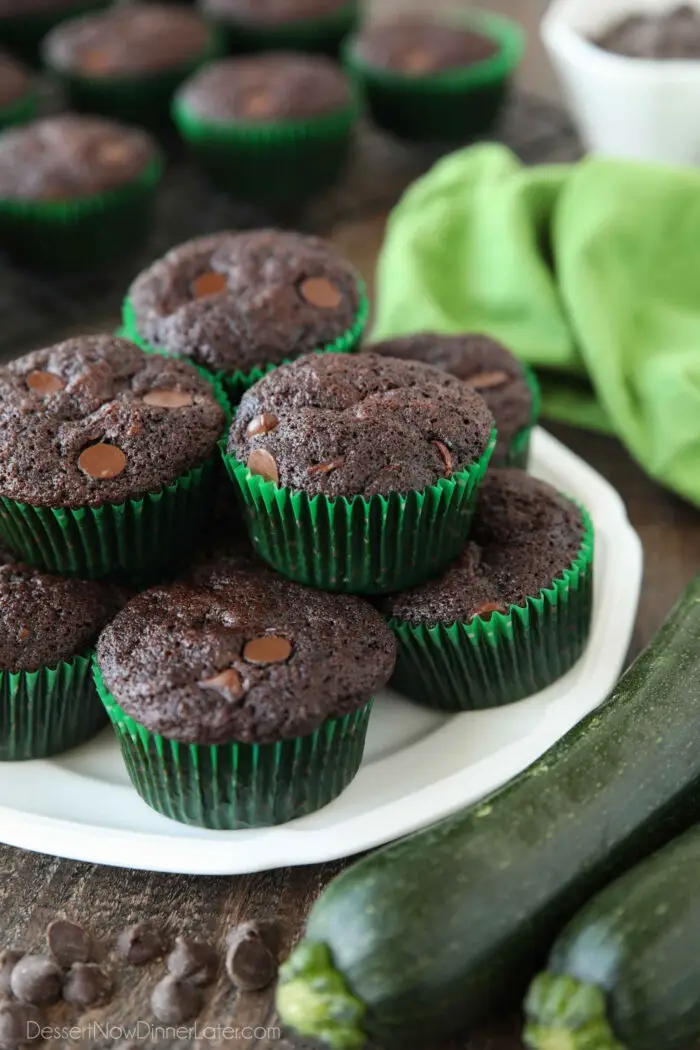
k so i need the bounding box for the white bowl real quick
[542,0,700,165]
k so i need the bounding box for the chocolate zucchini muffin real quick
[381,469,594,710]
[95,574,396,826]
[369,332,538,467]
[198,0,358,55]
[0,51,34,128]
[223,351,496,593]
[125,229,366,399]
[0,563,125,759]
[172,52,356,204]
[0,113,162,269]
[0,336,227,578]
[42,5,218,125]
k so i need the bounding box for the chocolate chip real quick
[10,955,62,1005]
[243,636,292,665]
[0,950,22,996]
[26,370,64,395]
[247,449,279,484]
[47,919,92,967]
[198,668,243,700]
[0,1002,41,1048]
[116,923,167,966]
[142,390,194,409]
[472,601,506,620]
[246,413,278,438]
[78,443,127,480]
[192,272,227,299]
[225,919,282,957]
[150,976,202,1024]
[166,937,218,987]
[225,923,277,991]
[63,963,112,1009]
[466,370,510,390]
[308,460,342,475]
[431,440,453,478]
[298,277,343,310]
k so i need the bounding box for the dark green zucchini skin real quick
[527,823,700,1050]
[278,576,700,1049]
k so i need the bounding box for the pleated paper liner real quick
[0,88,37,131]
[0,0,111,63]
[342,11,524,142]
[122,283,369,406]
[0,651,105,761]
[221,430,496,595]
[506,364,541,469]
[0,153,163,272]
[386,506,594,712]
[208,0,358,55]
[93,664,373,830]
[172,93,358,206]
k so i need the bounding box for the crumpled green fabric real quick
[373,143,700,507]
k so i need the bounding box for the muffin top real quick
[229,351,494,498]
[352,18,499,74]
[128,229,362,374]
[0,563,125,673]
[43,4,211,77]
[201,0,350,27]
[0,114,156,201]
[381,469,586,626]
[370,333,533,463]
[0,51,30,108]
[175,52,351,123]
[0,336,226,509]
[96,572,396,744]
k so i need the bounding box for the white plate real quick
[0,428,643,875]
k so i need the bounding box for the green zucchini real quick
[524,822,700,1050]
[276,575,700,1050]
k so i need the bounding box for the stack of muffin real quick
[0,227,594,831]
[0,0,524,270]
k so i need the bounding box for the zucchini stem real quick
[276,940,367,1050]
[524,973,626,1050]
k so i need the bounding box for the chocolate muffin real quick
[198,0,357,55]
[352,18,498,75]
[125,230,366,397]
[0,336,226,579]
[381,469,594,711]
[369,332,537,467]
[0,51,34,127]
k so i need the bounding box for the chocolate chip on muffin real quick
[0,335,225,509]
[201,0,351,27]
[127,230,362,375]
[229,351,494,498]
[369,332,533,465]
[352,17,499,75]
[0,50,31,110]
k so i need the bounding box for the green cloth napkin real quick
[373,143,700,507]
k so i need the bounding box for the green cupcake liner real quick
[504,363,541,469]
[0,153,163,272]
[122,282,369,406]
[222,429,496,595]
[210,1,358,55]
[343,11,524,142]
[172,91,357,206]
[0,650,106,761]
[0,0,111,64]
[0,88,37,130]
[93,663,373,829]
[386,505,594,711]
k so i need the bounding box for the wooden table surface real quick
[2,2,700,1049]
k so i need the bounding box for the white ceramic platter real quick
[0,428,643,875]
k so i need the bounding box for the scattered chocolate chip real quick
[225,923,277,991]
[243,636,292,665]
[192,272,227,299]
[198,668,243,700]
[63,963,112,1009]
[142,390,194,409]
[10,955,62,1005]
[47,919,92,967]
[26,370,64,395]
[225,919,282,956]
[245,413,278,438]
[78,443,127,480]
[471,602,506,620]
[0,1001,41,1048]
[166,937,218,987]
[247,449,279,484]
[431,440,453,478]
[298,277,343,310]
[308,460,342,475]
[466,370,510,390]
[116,923,167,966]
[0,950,22,996]
[150,976,202,1024]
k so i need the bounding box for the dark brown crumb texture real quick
[353,18,499,74]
